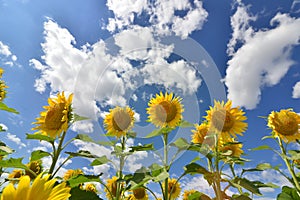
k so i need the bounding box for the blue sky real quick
[1,0,300,199]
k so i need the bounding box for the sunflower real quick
[104,106,135,138]
[127,188,149,200]
[84,183,97,193]
[1,174,71,200]
[163,178,181,199]
[219,137,243,158]
[8,169,24,183]
[147,92,183,128]
[104,176,123,200]
[205,100,247,138]
[183,190,211,200]
[191,123,215,147]
[32,92,73,138]
[63,169,84,180]
[268,109,300,143]
[25,160,42,179]
[0,80,8,102]
[0,67,3,78]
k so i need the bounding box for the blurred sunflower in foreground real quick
[162,178,181,199]
[268,109,300,143]
[104,106,135,138]
[205,100,247,138]
[32,92,73,138]
[1,174,70,200]
[147,92,183,128]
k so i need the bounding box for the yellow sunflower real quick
[32,92,73,138]
[147,92,183,128]
[1,174,71,200]
[0,80,8,102]
[183,190,211,200]
[127,188,149,200]
[219,137,244,158]
[84,183,97,193]
[0,67,3,78]
[104,106,135,138]
[191,123,215,147]
[205,100,247,138]
[63,169,84,181]
[25,160,42,179]
[8,169,24,183]
[268,109,300,143]
[163,178,181,199]
[104,176,123,200]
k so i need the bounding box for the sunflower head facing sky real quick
[205,100,247,138]
[32,91,73,138]
[1,174,71,200]
[104,106,135,138]
[268,109,300,143]
[147,92,183,128]
[191,123,216,147]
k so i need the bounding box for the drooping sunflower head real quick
[191,123,215,147]
[147,92,183,128]
[63,169,84,181]
[268,109,300,143]
[32,92,73,138]
[128,187,149,200]
[162,178,181,199]
[104,106,135,138]
[105,176,123,200]
[1,174,71,200]
[25,160,42,179]
[205,100,247,138]
[8,169,24,183]
[0,80,8,102]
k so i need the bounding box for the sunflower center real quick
[133,188,146,199]
[168,182,176,194]
[276,115,298,136]
[155,101,177,123]
[111,181,118,197]
[211,110,234,132]
[45,103,65,130]
[112,110,132,131]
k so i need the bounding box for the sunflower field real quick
[1,66,300,200]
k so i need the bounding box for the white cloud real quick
[6,133,26,149]
[0,41,18,67]
[0,41,12,57]
[292,81,300,98]
[225,12,300,109]
[106,0,208,39]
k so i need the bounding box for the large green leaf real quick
[0,158,28,169]
[75,134,116,146]
[90,156,110,166]
[288,150,300,160]
[0,102,19,114]
[30,150,51,161]
[0,143,14,156]
[231,194,252,200]
[65,150,98,159]
[129,144,154,152]
[69,187,102,200]
[250,145,272,151]
[73,113,89,122]
[170,137,190,150]
[178,120,193,128]
[277,186,300,200]
[26,133,55,143]
[184,163,209,175]
[232,177,262,195]
[144,127,173,138]
[68,174,102,188]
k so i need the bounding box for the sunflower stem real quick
[214,134,223,200]
[116,136,126,200]
[278,137,300,192]
[49,131,67,178]
[163,132,169,200]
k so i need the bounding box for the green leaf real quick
[69,187,102,200]
[130,144,154,152]
[127,131,137,138]
[73,113,89,122]
[0,143,14,156]
[250,145,272,151]
[256,163,273,170]
[144,127,173,138]
[261,135,274,140]
[68,174,102,188]
[178,120,193,128]
[90,156,109,166]
[170,137,190,150]
[26,133,55,143]
[277,186,300,200]
[184,163,209,175]
[75,134,116,146]
[0,158,28,169]
[30,150,51,161]
[65,150,98,159]
[0,102,19,114]
[231,194,252,200]
[148,163,169,182]
[288,150,300,160]
[232,177,262,195]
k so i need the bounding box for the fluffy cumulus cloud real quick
[225,7,300,109]
[106,0,208,39]
[31,6,204,132]
[6,133,26,149]
[0,41,17,67]
[292,81,300,98]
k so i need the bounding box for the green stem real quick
[144,186,159,200]
[52,156,72,177]
[163,133,169,200]
[278,137,300,191]
[116,136,126,200]
[214,135,222,200]
[49,131,67,178]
